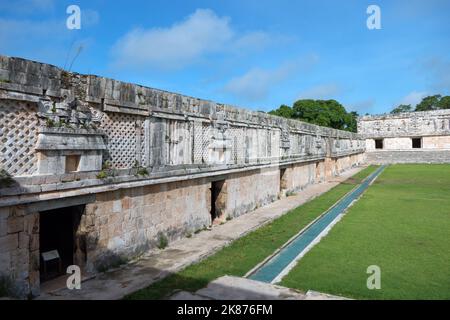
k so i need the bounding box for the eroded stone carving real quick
[38,96,101,129]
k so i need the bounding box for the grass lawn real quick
[280,164,450,300]
[126,166,378,299]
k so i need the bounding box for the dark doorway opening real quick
[211,180,225,223]
[315,162,321,182]
[412,138,422,149]
[375,139,384,149]
[39,205,84,282]
[280,168,287,192]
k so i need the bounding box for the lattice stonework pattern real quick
[201,122,211,163]
[100,112,143,169]
[193,121,203,164]
[229,126,245,164]
[0,100,39,176]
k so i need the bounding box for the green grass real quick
[126,165,378,299]
[281,164,450,300]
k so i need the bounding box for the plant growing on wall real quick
[0,274,17,298]
[96,160,116,180]
[133,160,149,177]
[0,169,14,188]
[157,232,168,250]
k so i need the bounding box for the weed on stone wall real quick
[157,232,168,250]
[133,160,149,177]
[0,274,17,298]
[286,190,297,197]
[0,169,15,189]
[96,255,130,273]
[96,161,118,180]
[136,167,149,177]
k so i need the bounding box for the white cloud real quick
[232,31,272,52]
[298,83,341,100]
[399,91,428,107]
[112,9,276,71]
[223,58,315,102]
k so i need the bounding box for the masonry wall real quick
[83,178,211,272]
[358,110,450,164]
[0,207,39,298]
[0,56,366,298]
[79,155,365,274]
[225,168,280,219]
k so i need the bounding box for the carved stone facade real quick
[358,110,450,164]
[0,56,365,298]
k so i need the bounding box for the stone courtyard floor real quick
[169,276,349,300]
[37,166,364,300]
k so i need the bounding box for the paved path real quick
[38,166,364,300]
[169,276,349,300]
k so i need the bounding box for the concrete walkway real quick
[38,166,364,300]
[169,276,349,300]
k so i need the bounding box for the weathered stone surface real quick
[0,55,366,299]
[358,110,450,139]
[0,234,18,252]
[0,55,364,196]
[358,110,450,164]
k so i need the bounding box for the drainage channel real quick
[246,165,387,284]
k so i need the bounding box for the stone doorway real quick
[210,180,226,224]
[39,205,85,282]
[279,168,288,196]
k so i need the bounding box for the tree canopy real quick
[390,95,450,114]
[269,99,358,133]
[391,104,412,114]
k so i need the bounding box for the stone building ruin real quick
[5,55,449,298]
[358,110,450,164]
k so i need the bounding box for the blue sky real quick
[0,0,449,114]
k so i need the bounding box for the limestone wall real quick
[84,178,211,272]
[0,55,365,298]
[358,110,450,164]
[358,110,450,139]
[365,150,450,164]
[0,56,363,183]
[0,207,39,297]
[224,168,280,219]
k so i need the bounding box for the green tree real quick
[269,99,358,132]
[268,104,294,118]
[293,99,353,131]
[415,95,442,111]
[437,96,450,109]
[346,111,359,133]
[391,104,412,114]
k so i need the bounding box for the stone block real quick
[24,213,39,235]
[0,234,18,252]
[7,216,23,234]
[29,234,39,251]
[18,232,30,249]
[0,252,11,270]
[112,200,122,213]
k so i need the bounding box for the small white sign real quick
[42,250,60,262]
